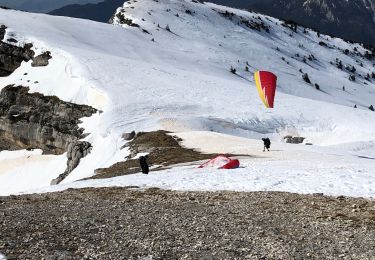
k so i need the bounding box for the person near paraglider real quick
[262,138,271,152]
[139,155,149,174]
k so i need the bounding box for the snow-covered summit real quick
[0,0,375,195]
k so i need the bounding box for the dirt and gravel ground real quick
[1,187,375,259]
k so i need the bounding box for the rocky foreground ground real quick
[1,188,375,259]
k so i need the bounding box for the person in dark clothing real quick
[139,155,149,174]
[262,138,271,152]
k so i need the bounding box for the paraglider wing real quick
[254,71,277,108]
[198,155,240,170]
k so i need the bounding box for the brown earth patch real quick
[91,130,226,180]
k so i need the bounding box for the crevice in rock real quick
[0,85,97,184]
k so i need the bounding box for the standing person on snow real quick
[262,138,271,152]
[139,155,149,174]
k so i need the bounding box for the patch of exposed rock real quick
[114,11,140,27]
[0,85,97,154]
[284,135,305,144]
[31,51,52,67]
[0,25,6,41]
[1,188,375,259]
[0,85,97,183]
[0,40,34,77]
[112,10,152,35]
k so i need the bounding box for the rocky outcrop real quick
[284,135,305,144]
[0,85,97,184]
[0,25,6,41]
[0,40,34,77]
[114,12,140,27]
[0,85,97,154]
[31,51,52,67]
[0,25,53,76]
[122,131,136,141]
[51,141,92,185]
[0,25,35,76]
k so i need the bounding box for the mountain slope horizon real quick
[0,0,103,13]
[48,0,124,22]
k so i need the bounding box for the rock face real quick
[0,25,6,40]
[0,85,98,184]
[0,85,97,154]
[0,26,94,184]
[0,40,34,77]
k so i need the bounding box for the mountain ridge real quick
[46,0,375,46]
[242,0,375,45]
[0,0,102,13]
[49,0,124,22]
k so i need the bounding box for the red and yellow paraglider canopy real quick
[254,71,277,108]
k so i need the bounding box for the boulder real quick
[31,51,52,67]
[284,135,305,144]
[122,131,136,140]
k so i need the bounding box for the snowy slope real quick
[26,131,375,198]
[0,0,375,196]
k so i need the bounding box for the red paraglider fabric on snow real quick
[198,155,240,169]
[219,159,240,169]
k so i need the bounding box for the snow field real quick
[24,131,375,198]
